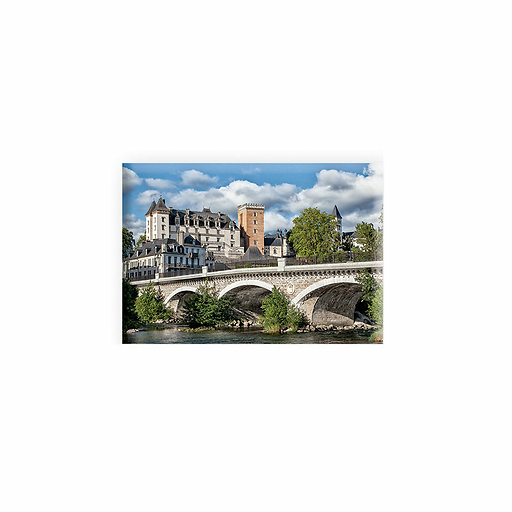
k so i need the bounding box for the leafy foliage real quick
[368,285,383,327]
[122,278,140,330]
[135,281,171,324]
[352,205,383,261]
[355,270,383,327]
[123,227,135,258]
[261,286,307,333]
[288,208,341,261]
[356,269,380,304]
[182,281,234,327]
[136,234,146,247]
[353,221,380,260]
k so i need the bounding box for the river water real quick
[123,325,379,344]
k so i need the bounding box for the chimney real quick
[177,231,185,245]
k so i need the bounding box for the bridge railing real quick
[211,260,278,271]
[126,268,203,281]
[285,252,381,265]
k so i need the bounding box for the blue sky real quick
[123,163,383,238]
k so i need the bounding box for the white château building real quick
[123,234,210,280]
[145,197,244,258]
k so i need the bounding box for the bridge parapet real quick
[132,260,383,286]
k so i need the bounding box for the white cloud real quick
[122,167,143,192]
[181,169,219,188]
[132,164,383,234]
[145,178,176,190]
[284,163,383,230]
[167,180,298,219]
[123,213,145,238]
[264,211,295,233]
[135,189,161,205]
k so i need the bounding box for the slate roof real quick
[154,196,169,212]
[168,208,238,230]
[241,246,266,260]
[145,200,157,216]
[124,236,201,260]
[332,205,342,219]
[264,236,283,247]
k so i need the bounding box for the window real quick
[253,212,257,216]
[253,229,257,233]
[254,240,258,245]
[253,220,257,225]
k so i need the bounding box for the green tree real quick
[135,281,171,324]
[353,221,380,260]
[368,285,383,327]
[136,234,146,247]
[182,281,234,327]
[288,208,341,262]
[122,278,140,331]
[341,235,353,252]
[355,270,383,327]
[123,228,135,258]
[261,286,307,333]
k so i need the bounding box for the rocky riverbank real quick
[296,321,379,333]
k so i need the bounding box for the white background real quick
[2,1,511,511]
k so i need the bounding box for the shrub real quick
[261,286,307,333]
[368,285,383,327]
[182,281,234,327]
[135,281,171,324]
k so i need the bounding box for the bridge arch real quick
[218,280,274,298]
[218,280,274,320]
[163,286,199,317]
[163,286,199,305]
[292,277,363,326]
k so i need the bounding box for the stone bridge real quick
[132,260,383,326]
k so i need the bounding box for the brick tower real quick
[237,203,265,253]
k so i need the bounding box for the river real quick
[123,325,379,344]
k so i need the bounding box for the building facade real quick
[123,234,209,280]
[237,203,265,254]
[144,197,243,258]
[263,230,292,257]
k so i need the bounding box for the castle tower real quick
[145,197,170,241]
[152,196,170,240]
[237,203,265,253]
[145,200,157,240]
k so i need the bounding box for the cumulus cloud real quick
[167,180,298,219]
[135,189,161,205]
[145,178,176,190]
[181,170,219,188]
[123,213,145,238]
[264,211,295,233]
[131,164,383,234]
[123,167,143,192]
[284,163,383,230]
